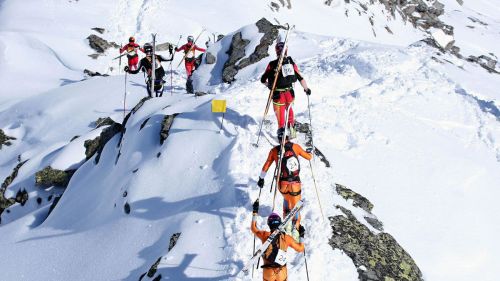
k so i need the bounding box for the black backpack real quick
[274,57,298,88]
[279,142,300,181]
[263,233,287,267]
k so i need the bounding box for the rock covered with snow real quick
[0,129,16,149]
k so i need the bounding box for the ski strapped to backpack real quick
[255,24,295,147]
[241,199,304,275]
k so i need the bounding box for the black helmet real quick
[275,41,286,56]
[267,213,282,230]
[144,43,153,55]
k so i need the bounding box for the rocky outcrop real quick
[295,121,331,168]
[222,18,281,83]
[205,52,216,64]
[84,69,109,77]
[336,184,373,213]
[467,55,499,74]
[35,166,75,188]
[91,27,105,34]
[0,129,16,149]
[0,160,28,223]
[95,117,117,128]
[87,34,119,58]
[84,121,123,163]
[330,184,422,281]
[160,114,178,145]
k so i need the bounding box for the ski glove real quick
[299,225,305,238]
[257,178,265,188]
[305,88,312,95]
[168,44,173,54]
[252,200,259,213]
[124,66,130,73]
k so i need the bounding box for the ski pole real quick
[123,72,127,120]
[170,35,182,96]
[304,248,311,281]
[118,43,122,74]
[251,188,262,278]
[255,24,293,147]
[306,95,325,221]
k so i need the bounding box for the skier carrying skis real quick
[258,130,312,236]
[175,35,206,93]
[261,42,311,138]
[119,36,144,71]
[175,35,206,77]
[251,200,305,281]
[125,43,173,97]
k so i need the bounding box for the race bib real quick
[286,157,299,172]
[281,63,294,77]
[274,249,287,266]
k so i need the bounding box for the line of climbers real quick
[251,40,314,280]
[120,35,206,97]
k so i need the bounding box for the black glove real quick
[174,47,179,52]
[299,225,305,238]
[169,44,173,54]
[124,66,129,72]
[257,178,264,188]
[305,88,311,95]
[252,200,259,213]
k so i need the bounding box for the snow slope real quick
[1,1,499,281]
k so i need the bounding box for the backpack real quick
[275,57,298,88]
[263,233,288,266]
[279,142,300,182]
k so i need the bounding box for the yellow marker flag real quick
[211,99,227,113]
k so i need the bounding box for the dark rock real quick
[70,135,80,142]
[156,42,173,52]
[329,215,423,281]
[47,195,61,216]
[88,54,100,59]
[95,117,116,128]
[35,166,75,188]
[84,69,109,77]
[15,189,28,206]
[194,91,208,97]
[91,27,105,34]
[84,122,123,163]
[169,232,181,251]
[123,97,152,127]
[140,118,150,130]
[205,52,216,64]
[0,129,16,149]
[124,202,131,214]
[467,55,499,73]
[160,114,178,145]
[36,197,42,205]
[147,257,162,278]
[217,34,224,42]
[222,32,250,83]
[365,216,384,231]
[152,275,161,281]
[87,34,119,53]
[336,184,374,213]
[221,18,281,83]
[123,191,128,197]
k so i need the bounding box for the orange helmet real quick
[129,36,135,43]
